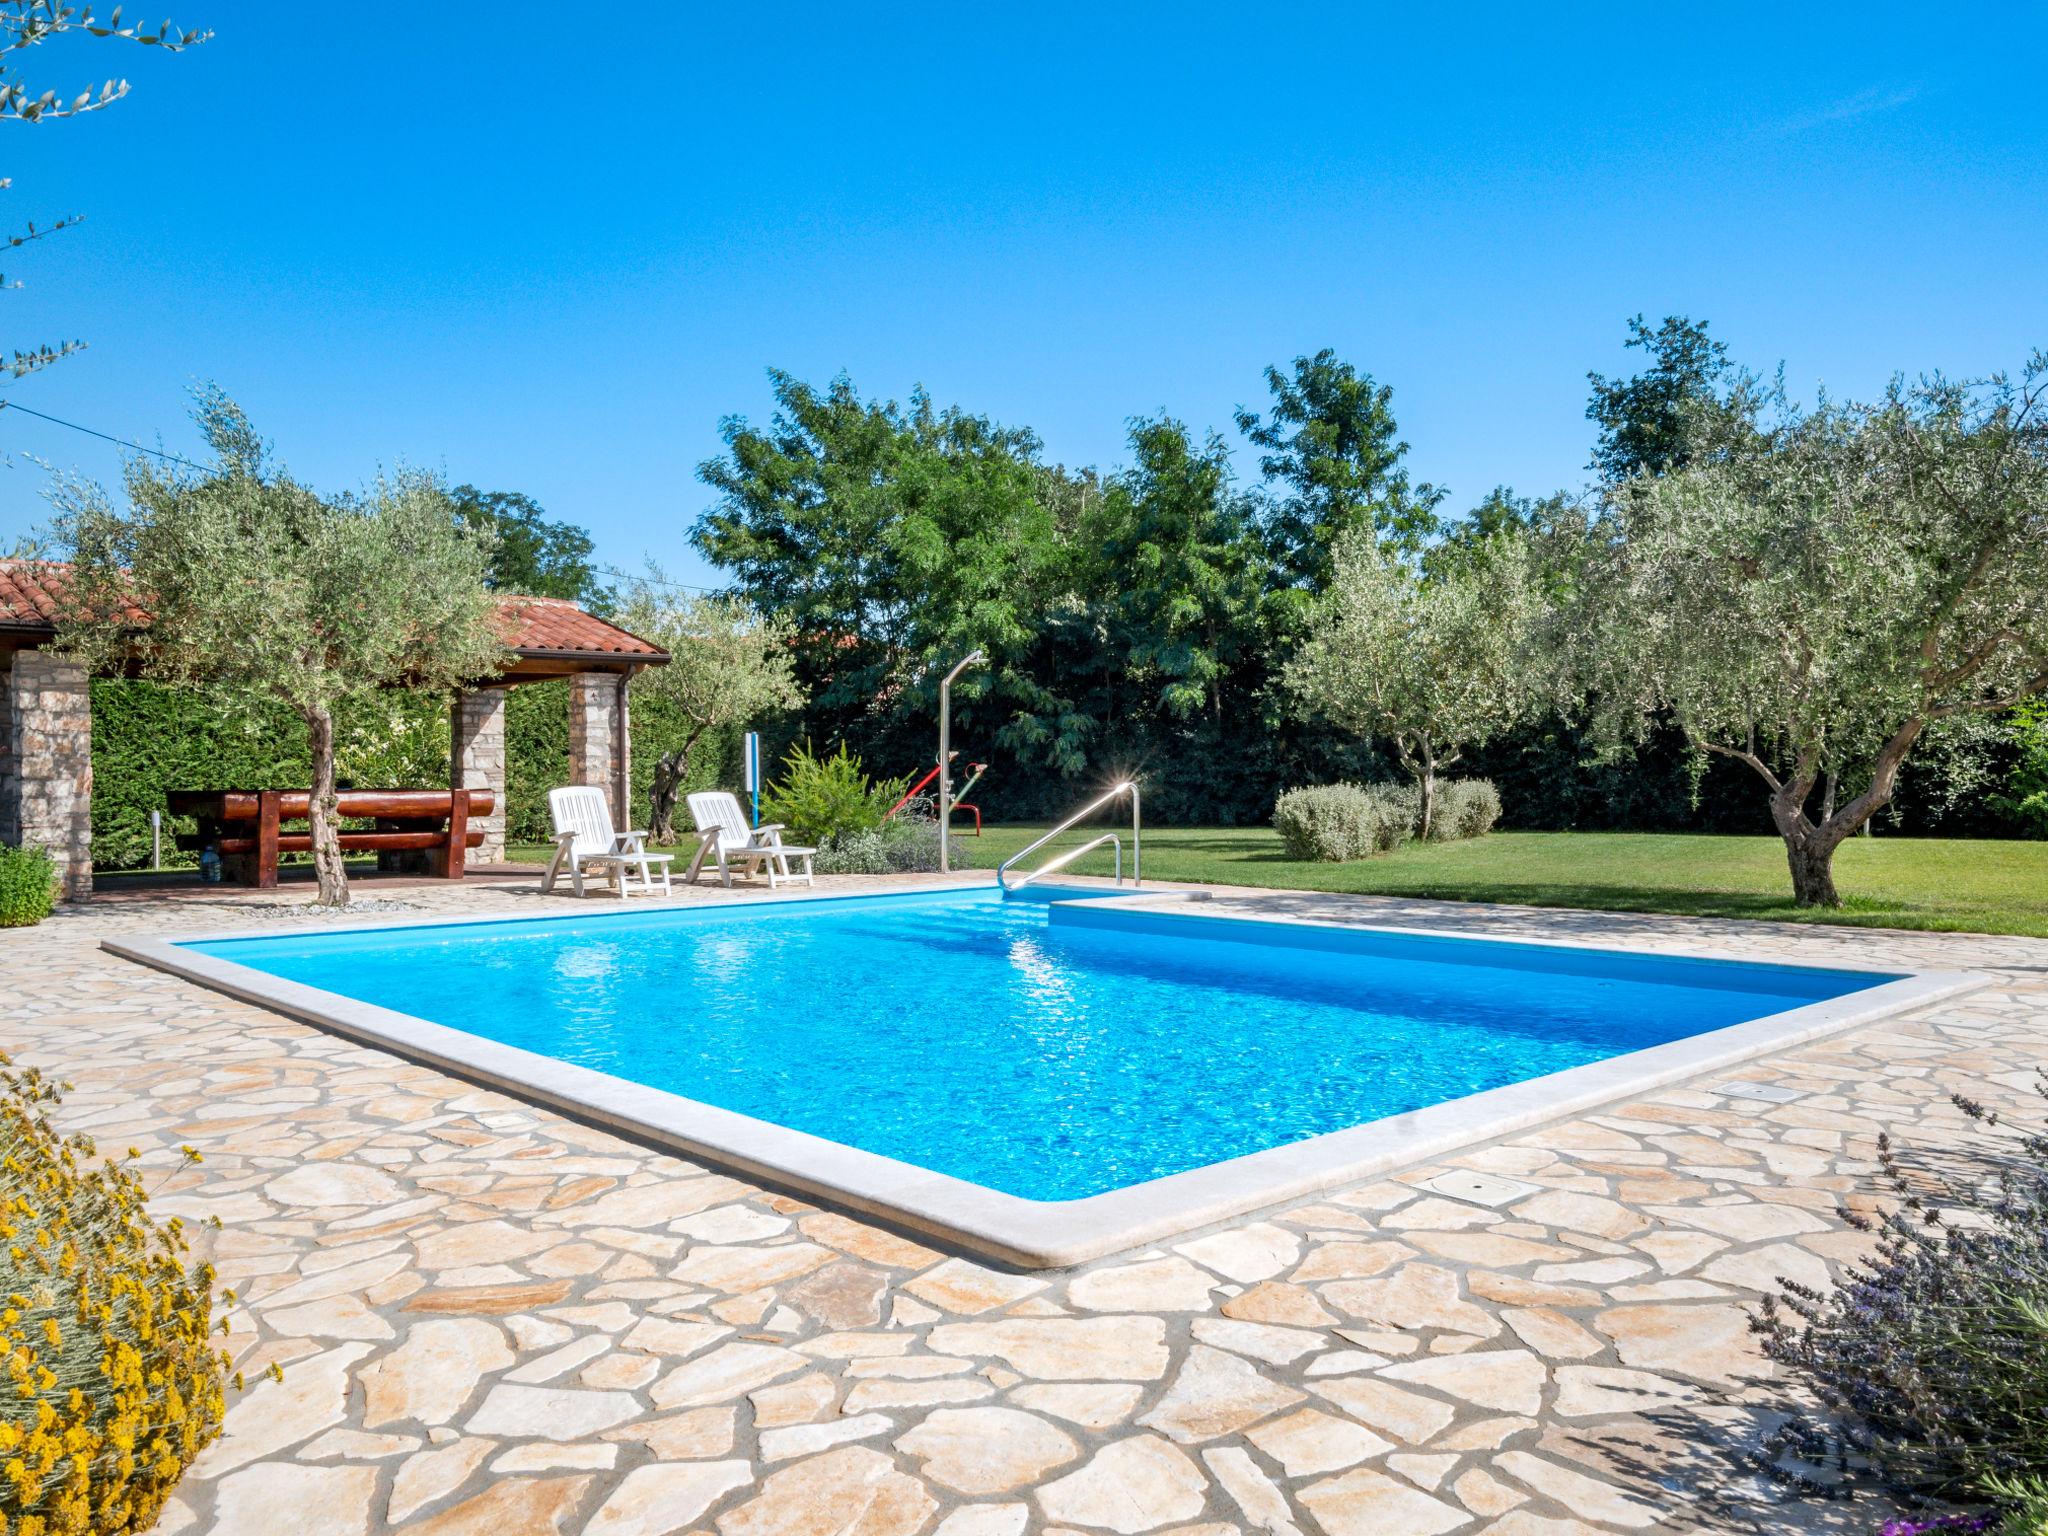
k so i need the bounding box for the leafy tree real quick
[1586,315,1737,482]
[49,389,508,906]
[1568,356,2048,905]
[611,582,802,843]
[1090,416,1268,722]
[447,484,609,610]
[1286,529,1538,837]
[693,370,1065,777]
[1237,347,1444,577]
[2,2,207,378]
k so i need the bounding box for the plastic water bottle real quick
[199,847,222,884]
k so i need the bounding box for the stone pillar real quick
[1,649,94,900]
[450,685,508,864]
[567,671,630,829]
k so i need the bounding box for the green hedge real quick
[89,678,763,869]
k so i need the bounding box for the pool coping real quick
[103,883,1987,1270]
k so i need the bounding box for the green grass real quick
[506,826,2048,937]
[965,825,2048,938]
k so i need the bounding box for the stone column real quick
[2,649,94,900]
[567,671,630,828]
[450,685,508,864]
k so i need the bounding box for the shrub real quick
[761,742,907,848]
[1756,1076,2048,1529]
[0,1055,238,1534]
[1272,783,1411,861]
[1429,778,1504,842]
[0,843,57,927]
[814,817,967,875]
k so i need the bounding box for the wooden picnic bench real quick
[167,788,493,888]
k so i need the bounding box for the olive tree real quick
[50,390,509,906]
[613,583,801,844]
[1285,530,1538,837]
[1571,356,2048,906]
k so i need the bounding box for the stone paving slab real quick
[5,873,2042,1535]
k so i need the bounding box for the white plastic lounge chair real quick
[685,791,816,889]
[542,786,674,898]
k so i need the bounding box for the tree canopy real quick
[1567,355,2048,904]
[1586,315,1737,483]
[50,389,508,905]
[448,484,609,610]
[1286,529,1539,836]
[1237,347,1444,577]
[611,583,802,842]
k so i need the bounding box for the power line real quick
[0,398,213,471]
[591,564,725,595]
[0,402,734,595]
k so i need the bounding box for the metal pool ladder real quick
[997,781,1141,894]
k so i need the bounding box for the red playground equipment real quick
[887,751,987,834]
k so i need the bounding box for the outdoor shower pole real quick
[937,650,985,875]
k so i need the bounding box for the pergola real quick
[0,559,669,899]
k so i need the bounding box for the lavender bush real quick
[1755,1076,2048,1534]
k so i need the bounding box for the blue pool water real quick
[184,887,1892,1201]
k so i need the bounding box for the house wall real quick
[451,686,510,863]
[1,646,94,899]
[567,671,631,829]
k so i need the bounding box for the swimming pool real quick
[113,884,1970,1266]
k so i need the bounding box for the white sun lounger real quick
[685,791,815,889]
[542,785,674,897]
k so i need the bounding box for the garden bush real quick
[813,816,966,875]
[1757,1076,2048,1532]
[0,1054,238,1534]
[0,843,57,927]
[1273,779,1502,860]
[761,742,906,848]
[1426,778,1504,841]
[1272,783,1412,861]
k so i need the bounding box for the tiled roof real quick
[494,595,667,659]
[1,559,84,628]
[0,559,667,664]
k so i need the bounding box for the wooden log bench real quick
[167,788,493,889]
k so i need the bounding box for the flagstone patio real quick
[6,875,2041,1536]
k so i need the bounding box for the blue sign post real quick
[743,732,761,828]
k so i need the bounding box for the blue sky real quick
[3,4,2043,589]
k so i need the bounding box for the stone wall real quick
[450,686,509,863]
[1,648,94,899]
[567,671,630,828]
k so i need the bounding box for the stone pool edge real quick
[102,895,1985,1271]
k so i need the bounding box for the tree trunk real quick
[305,705,349,908]
[1415,736,1437,842]
[646,726,707,845]
[1750,719,1925,909]
[1781,829,1843,907]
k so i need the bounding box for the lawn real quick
[506,826,2048,937]
[968,825,2048,938]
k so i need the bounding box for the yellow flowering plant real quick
[0,1054,238,1535]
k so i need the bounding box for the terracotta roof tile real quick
[0,559,666,663]
[494,595,667,658]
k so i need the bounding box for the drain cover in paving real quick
[1417,1170,1542,1208]
[1715,1080,1806,1104]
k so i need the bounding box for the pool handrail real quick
[998,781,1141,893]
